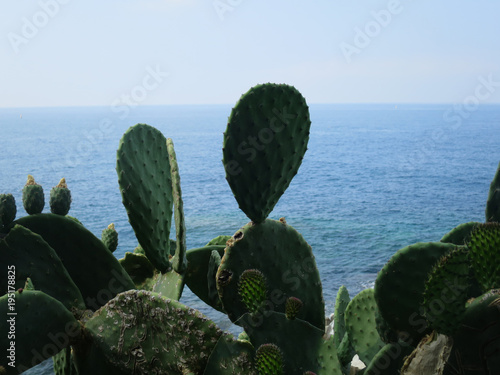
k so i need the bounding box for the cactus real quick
[206,235,232,246]
[440,221,480,245]
[50,178,72,215]
[118,252,155,289]
[255,344,284,375]
[22,174,44,214]
[238,269,268,315]
[101,223,118,253]
[374,242,457,342]
[0,194,16,230]
[486,161,500,222]
[468,222,500,291]
[217,219,324,330]
[116,124,174,273]
[364,342,414,375]
[222,83,311,223]
[344,288,385,366]
[285,297,303,320]
[203,333,257,374]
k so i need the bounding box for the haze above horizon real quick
[1,1,500,108]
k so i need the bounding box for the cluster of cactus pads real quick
[0,83,499,374]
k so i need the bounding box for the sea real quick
[0,103,499,374]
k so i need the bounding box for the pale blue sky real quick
[1,1,500,107]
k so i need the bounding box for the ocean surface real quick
[1,103,499,374]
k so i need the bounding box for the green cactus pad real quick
[151,269,185,300]
[208,249,224,311]
[133,244,145,255]
[101,223,118,253]
[116,124,174,273]
[222,83,311,223]
[374,242,457,342]
[468,222,500,291]
[185,245,226,312]
[345,289,385,365]
[422,246,470,336]
[217,219,324,330]
[0,225,85,313]
[118,252,155,288]
[375,307,398,344]
[333,286,350,350]
[444,290,500,374]
[364,342,414,375]
[239,312,342,375]
[22,175,44,214]
[440,222,480,245]
[83,290,224,374]
[238,269,268,314]
[167,138,187,273]
[49,178,72,216]
[486,161,500,222]
[0,290,81,375]
[203,333,257,375]
[336,332,354,370]
[285,297,303,320]
[15,213,134,310]
[0,194,16,229]
[256,344,284,375]
[206,235,232,246]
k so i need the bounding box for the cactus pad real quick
[345,288,385,365]
[0,194,16,229]
[217,219,324,330]
[222,83,311,223]
[83,290,224,374]
[116,124,174,273]
[422,246,470,336]
[333,285,350,349]
[440,222,480,245]
[203,333,257,375]
[49,178,72,216]
[255,344,284,375]
[468,222,500,291]
[22,175,44,214]
[238,269,268,314]
[486,161,500,222]
[206,235,232,246]
[374,242,456,342]
[101,223,118,253]
[118,252,155,289]
[364,342,414,375]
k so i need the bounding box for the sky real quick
[1,0,500,107]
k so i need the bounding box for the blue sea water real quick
[0,103,499,374]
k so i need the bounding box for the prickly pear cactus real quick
[217,219,324,330]
[101,223,118,253]
[202,333,257,374]
[116,124,174,273]
[222,83,311,223]
[0,194,16,229]
[468,222,500,291]
[50,178,72,215]
[440,222,480,245]
[22,175,44,214]
[486,161,500,222]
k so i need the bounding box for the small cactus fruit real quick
[255,343,284,375]
[50,178,72,215]
[238,269,267,314]
[285,297,303,320]
[0,194,16,228]
[101,223,118,253]
[22,175,44,214]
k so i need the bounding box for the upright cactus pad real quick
[440,222,480,245]
[374,242,457,342]
[344,288,385,365]
[22,175,44,214]
[468,222,500,291]
[101,223,118,253]
[0,290,81,375]
[422,246,470,336]
[333,286,350,349]
[486,161,500,222]
[217,219,325,330]
[82,290,224,374]
[203,333,257,374]
[238,269,268,314]
[116,124,174,273]
[50,178,72,215]
[0,194,16,229]
[222,83,311,223]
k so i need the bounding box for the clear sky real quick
[1,1,500,107]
